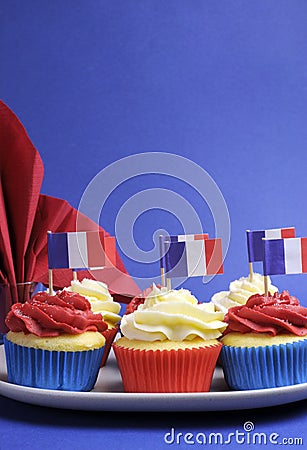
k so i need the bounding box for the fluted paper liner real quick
[100,325,119,367]
[113,341,222,392]
[221,339,307,390]
[4,336,105,391]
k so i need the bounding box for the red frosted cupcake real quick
[4,290,107,391]
[113,284,226,393]
[220,290,307,390]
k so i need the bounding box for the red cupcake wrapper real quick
[100,325,119,367]
[113,341,222,393]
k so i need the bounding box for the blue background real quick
[1,1,307,449]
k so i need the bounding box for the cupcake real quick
[211,273,278,314]
[220,290,307,390]
[113,284,226,392]
[4,290,107,391]
[66,278,121,366]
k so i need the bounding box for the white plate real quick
[0,345,307,411]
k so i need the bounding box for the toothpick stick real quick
[48,269,53,295]
[160,267,166,287]
[167,277,171,291]
[73,270,78,281]
[262,237,269,295]
[246,229,254,281]
[264,275,269,296]
[249,262,254,281]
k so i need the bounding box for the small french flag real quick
[160,234,223,278]
[47,231,116,270]
[263,237,307,275]
[246,227,295,263]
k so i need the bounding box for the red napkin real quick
[0,100,140,303]
[0,182,13,285]
[0,101,44,286]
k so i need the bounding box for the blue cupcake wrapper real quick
[3,335,105,391]
[220,339,307,390]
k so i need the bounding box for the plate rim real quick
[1,346,307,411]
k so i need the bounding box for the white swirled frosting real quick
[211,273,278,314]
[120,284,226,342]
[66,278,121,325]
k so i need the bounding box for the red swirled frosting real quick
[223,291,307,336]
[5,290,107,337]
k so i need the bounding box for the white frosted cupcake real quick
[113,284,226,392]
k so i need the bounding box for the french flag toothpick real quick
[47,231,116,293]
[159,234,223,288]
[246,227,295,280]
[262,236,307,295]
[263,237,307,276]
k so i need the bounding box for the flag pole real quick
[246,229,254,281]
[264,275,269,296]
[47,231,54,294]
[262,237,268,295]
[48,269,54,295]
[166,277,171,290]
[159,235,166,287]
[249,262,254,281]
[160,267,166,287]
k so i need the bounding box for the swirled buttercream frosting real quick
[66,278,121,326]
[120,284,226,342]
[211,273,278,314]
[223,290,307,336]
[5,290,107,337]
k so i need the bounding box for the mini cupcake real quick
[211,273,278,314]
[220,290,307,390]
[66,278,121,366]
[113,284,226,393]
[4,290,107,391]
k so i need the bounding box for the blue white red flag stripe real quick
[205,238,224,275]
[246,227,295,262]
[263,237,307,275]
[177,234,209,242]
[160,234,223,278]
[48,231,115,269]
[159,234,209,270]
